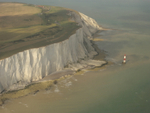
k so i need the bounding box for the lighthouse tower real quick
[122,54,126,64]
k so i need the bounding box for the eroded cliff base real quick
[0,59,107,106]
[0,2,107,103]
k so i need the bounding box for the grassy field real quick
[0,3,41,16]
[0,2,81,105]
[0,2,80,60]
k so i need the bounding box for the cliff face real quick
[72,12,103,39]
[0,12,104,93]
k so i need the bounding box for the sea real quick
[0,0,150,113]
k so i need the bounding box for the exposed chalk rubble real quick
[68,60,106,71]
[0,11,106,93]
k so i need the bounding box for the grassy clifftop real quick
[0,2,80,60]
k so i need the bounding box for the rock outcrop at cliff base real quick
[0,11,105,93]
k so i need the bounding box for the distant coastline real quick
[0,2,108,106]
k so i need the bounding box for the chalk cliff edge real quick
[0,11,106,93]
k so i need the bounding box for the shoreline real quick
[0,35,109,106]
[0,63,108,106]
[0,62,109,106]
[0,4,110,105]
[0,3,105,93]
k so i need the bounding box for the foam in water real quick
[65,81,72,87]
[54,85,60,93]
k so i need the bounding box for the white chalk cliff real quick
[0,12,105,93]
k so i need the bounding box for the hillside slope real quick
[0,3,105,93]
[0,2,80,60]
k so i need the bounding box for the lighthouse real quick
[122,54,126,64]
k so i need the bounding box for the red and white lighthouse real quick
[122,54,126,64]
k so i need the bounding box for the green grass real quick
[0,3,80,60]
[0,3,41,16]
[0,24,57,44]
[0,2,83,106]
[0,3,42,29]
[0,2,80,103]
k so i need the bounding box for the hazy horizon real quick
[1,0,150,31]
